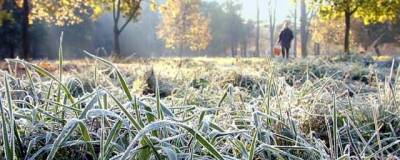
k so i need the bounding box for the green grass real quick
[0,48,400,159]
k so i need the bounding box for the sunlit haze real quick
[208,0,293,22]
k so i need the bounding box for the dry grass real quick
[0,53,399,159]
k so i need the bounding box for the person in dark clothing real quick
[277,22,294,59]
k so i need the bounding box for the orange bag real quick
[273,47,281,56]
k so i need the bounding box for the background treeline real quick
[0,0,262,59]
[0,0,399,59]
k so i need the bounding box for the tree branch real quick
[350,6,358,15]
[118,12,136,33]
[115,0,122,23]
[118,0,142,33]
[113,0,116,20]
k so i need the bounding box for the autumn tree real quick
[317,0,362,54]
[310,18,348,54]
[13,0,91,59]
[157,0,210,56]
[316,0,400,54]
[90,0,142,55]
[352,20,400,55]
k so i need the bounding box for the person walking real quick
[277,22,294,59]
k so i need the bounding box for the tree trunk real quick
[230,43,235,57]
[269,27,274,57]
[344,11,351,54]
[234,46,237,56]
[179,42,184,57]
[9,45,15,58]
[293,0,297,57]
[300,0,308,58]
[243,41,248,57]
[268,0,276,57]
[314,43,320,56]
[256,0,260,57]
[374,44,381,56]
[22,0,30,59]
[370,33,385,56]
[113,26,121,55]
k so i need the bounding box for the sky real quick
[209,0,294,23]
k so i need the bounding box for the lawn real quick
[0,54,399,159]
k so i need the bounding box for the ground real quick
[0,54,399,159]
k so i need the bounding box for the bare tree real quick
[22,0,29,59]
[293,0,297,58]
[256,0,260,56]
[300,0,316,57]
[267,0,277,57]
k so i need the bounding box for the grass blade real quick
[103,120,123,159]
[46,119,81,160]
[249,129,258,160]
[0,95,12,160]
[120,120,224,160]
[4,76,15,159]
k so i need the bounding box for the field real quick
[1,53,400,160]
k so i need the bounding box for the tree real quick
[157,0,211,56]
[201,1,251,57]
[201,1,229,56]
[129,1,164,57]
[300,0,316,57]
[0,0,20,58]
[300,0,306,57]
[267,0,276,57]
[316,0,400,54]
[310,17,356,54]
[355,0,400,24]
[14,0,91,59]
[91,0,142,55]
[224,0,243,57]
[255,0,260,56]
[352,20,400,56]
[242,20,255,57]
[317,0,362,54]
[353,0,400,54]
[21,0,29,59]
[293,0,297,57]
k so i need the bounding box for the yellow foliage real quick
[13,0,91,26]
[373,55,393,62]
[91,6,103,19]
[0,1,15,26]
[310,18,346,44]
[0,11,13,26]
[88,0,142,20]
[317,0,400,25]
[157,0,211,52]
[150,0,158,11]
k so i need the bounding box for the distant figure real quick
[277,22,294,59]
